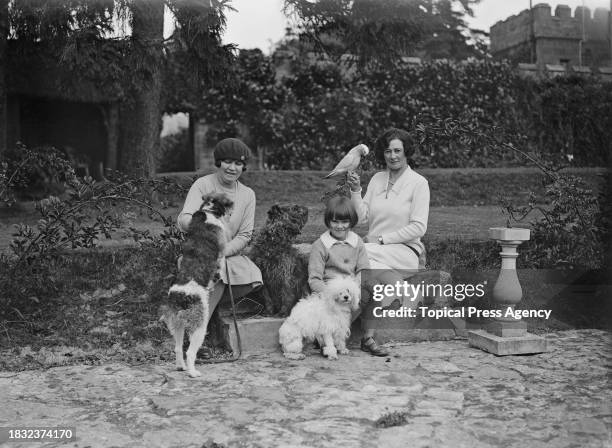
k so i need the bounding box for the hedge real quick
[200,54,611,169]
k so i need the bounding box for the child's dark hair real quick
[324,196,358,228]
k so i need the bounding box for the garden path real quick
[1,330,610,447]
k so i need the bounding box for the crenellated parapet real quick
[490,3,611,67]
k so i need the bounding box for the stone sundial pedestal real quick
[468,227,548,356]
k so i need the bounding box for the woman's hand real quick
[177,214,192,232]
[347,171,361,192]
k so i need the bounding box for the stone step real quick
[218,314,479,356]
[219,316,284,355]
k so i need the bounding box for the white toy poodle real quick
[279,276,361,360]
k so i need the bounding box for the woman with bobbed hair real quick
[177,138,263,331]
[348,127,429,270]
[347,127,430,356]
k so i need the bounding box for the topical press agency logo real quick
[373,305,552,321]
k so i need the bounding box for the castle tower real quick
[490,2,611,68]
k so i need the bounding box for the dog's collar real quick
[321,231,359,249]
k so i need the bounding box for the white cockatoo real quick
[324,144,369,179]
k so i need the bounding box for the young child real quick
[308,196,370,294]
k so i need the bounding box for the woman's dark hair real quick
[324,196,358,228]
[374,127,415,166]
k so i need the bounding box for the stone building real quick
[490,3,611,68]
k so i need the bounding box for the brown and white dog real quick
[159,193,233,377]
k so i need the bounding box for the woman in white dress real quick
[347,128,430,356]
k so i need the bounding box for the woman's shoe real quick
[360,337,389,357]
[382,299,401,311]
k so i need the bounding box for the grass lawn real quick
[2,167,603,251]
[173,166,602,243]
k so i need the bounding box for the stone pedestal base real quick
[218,315,472,356]
[468,330,548,356]
[486,320,528,337]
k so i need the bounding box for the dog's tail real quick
[167,280,210,310]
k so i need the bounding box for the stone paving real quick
[1,329,610,448]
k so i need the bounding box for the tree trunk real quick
[606,155,612,279]
[188,113,196,171]
[0,0,8,155]
[101,103,119,173]
[118,0,164,178]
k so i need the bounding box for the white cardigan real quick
[351,166,430,269]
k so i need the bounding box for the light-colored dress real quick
[178,174,263,287]
[351,166,430,270]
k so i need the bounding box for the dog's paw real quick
[338,348,350,355]
[283,352,306,360]
[323,346,338,360]
[176,358,187,371]
[187,369,202,378]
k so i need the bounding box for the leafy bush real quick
[1,147,188,321]
[413,116,608,270]
[521,76,612,166]
[158,128,193,172]
[364,59,523,167]
[199,49,290,154]
[267,84,375,170]
[1,143,77,205]
[0,246,177,351]
[8,173,184,263]
[509,173,608,270]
